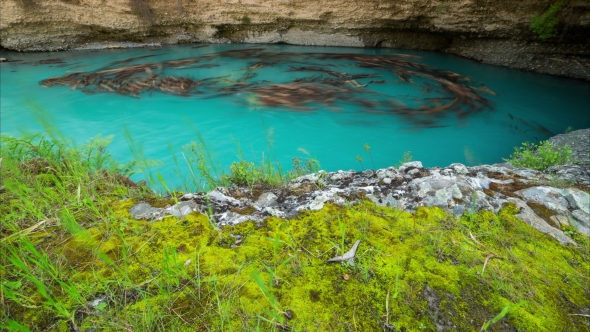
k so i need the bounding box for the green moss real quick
[231,205,257,215]
[5,198,589,331]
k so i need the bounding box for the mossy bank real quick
[1,134,589,331]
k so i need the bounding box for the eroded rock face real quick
[130,160,589,245]
[1,0,589,79]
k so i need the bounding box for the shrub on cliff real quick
[530,3,563,40]
[505,140,573,170]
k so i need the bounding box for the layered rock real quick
[1,0,589,79]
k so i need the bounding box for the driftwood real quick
[327,240,361,265]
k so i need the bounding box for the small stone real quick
[450,163,468,175]
[453,205,465,217]
[87,296,107,309]
[399,161,423,172]
[256,192,278,208]
[407,168,420,176]
[181,193,196,200]
[309,194,329,210]
[129,202,158,220]
[571,210,590,236]
[264,206,286,218]
[563,189,590,214]
[383,177,392,184]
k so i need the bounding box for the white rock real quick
[309,194,329,211]
[515,186,570,214]
[399,161,423,172]
[264,206,286,218]
[255,192,278,208]
[508,198,576,245]
[571,210,590,236]
[450,163,468,175]
[562,189,590,214]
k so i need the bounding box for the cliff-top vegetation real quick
[1,134,589,331]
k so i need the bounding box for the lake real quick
[1,44,589,190]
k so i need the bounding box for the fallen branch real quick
[327,240,361,263]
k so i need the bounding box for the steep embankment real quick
[1,0,589,79]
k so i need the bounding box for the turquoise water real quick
[1,44,589,190]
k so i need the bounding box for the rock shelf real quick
[130,150,590,246]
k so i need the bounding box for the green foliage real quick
[183,140,321,190]
[289,154,321,179]
[530,3,562,40]
[363,143,376,169]
[355,155,365,170]
[225,159,265,186]
[505,140,573,170]
[397,151,413,166]
[182,140,223,190]
[241,15,251,24]
[1,133,150,177]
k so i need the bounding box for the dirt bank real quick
[1,0,589,79]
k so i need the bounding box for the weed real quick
[289,148,321,179]
[251,269,284,326]
[397,151,413,167]
[504,140,573,170]
[355,155,365,170]
[363,144,376,169]
[182,141,221,190]
[241,15,251,24]
[220,152,285,188]
[480,301,527,331]
[263,232,294,286]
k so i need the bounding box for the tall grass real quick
[0,127,321,331]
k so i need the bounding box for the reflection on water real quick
[1,44,589,189]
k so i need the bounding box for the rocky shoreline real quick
[130,129,590,246]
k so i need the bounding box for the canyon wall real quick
[1,0,589,79]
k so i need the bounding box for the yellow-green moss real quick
[6,200,590,331]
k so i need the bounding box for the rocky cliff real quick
[1,0,590,79]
